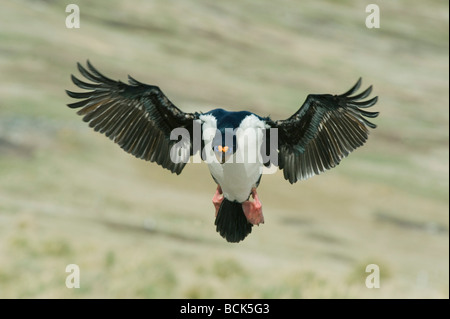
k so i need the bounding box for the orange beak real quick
[218,145,229,153]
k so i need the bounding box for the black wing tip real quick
[344,78,379,128]
[65,89,81,100]
[65,90,78,107]
[85,59,102,76]
[70,73,97,90]
[86,59,94,69]
[345,77,363,96]
[340,77,362,97]
[128,74,142,86]
[348,78,378,100]
[365,96,379,108]
[76,61,88,76]
[70,73,85,86]
[67,61,102,108]
[76,59,93,70]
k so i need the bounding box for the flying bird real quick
[66,61,379,243]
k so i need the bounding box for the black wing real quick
[66,61,199,174]
[267,78,379,184]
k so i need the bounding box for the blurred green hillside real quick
[0,0,448,298]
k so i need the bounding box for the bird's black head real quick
[206,109,256,164]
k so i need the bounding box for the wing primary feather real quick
[68,99,93,109]
[356,108,379,118]
[340,77,362,97]
[348,85,372,101]
[77,62,104,84]
[70,74,107,91]
[345,108,378,129]
[360,117,377,129]
[128,75,145,86]
[348,96,378,108]
[65,90,100,99]
[86,60,116,84]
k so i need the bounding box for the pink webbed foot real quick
[242,188,264,226]
[212,185,224,217]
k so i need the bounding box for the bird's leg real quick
[242,188,264,226]
[212,185,224,217]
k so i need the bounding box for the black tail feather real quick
[215,198,253,243]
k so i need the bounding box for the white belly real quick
[208,160,263,203]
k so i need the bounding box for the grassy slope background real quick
[0,0,448,298]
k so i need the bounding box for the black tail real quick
[215,198,253,243]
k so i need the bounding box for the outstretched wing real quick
[66,61,199,174]
[267,78,379,184]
